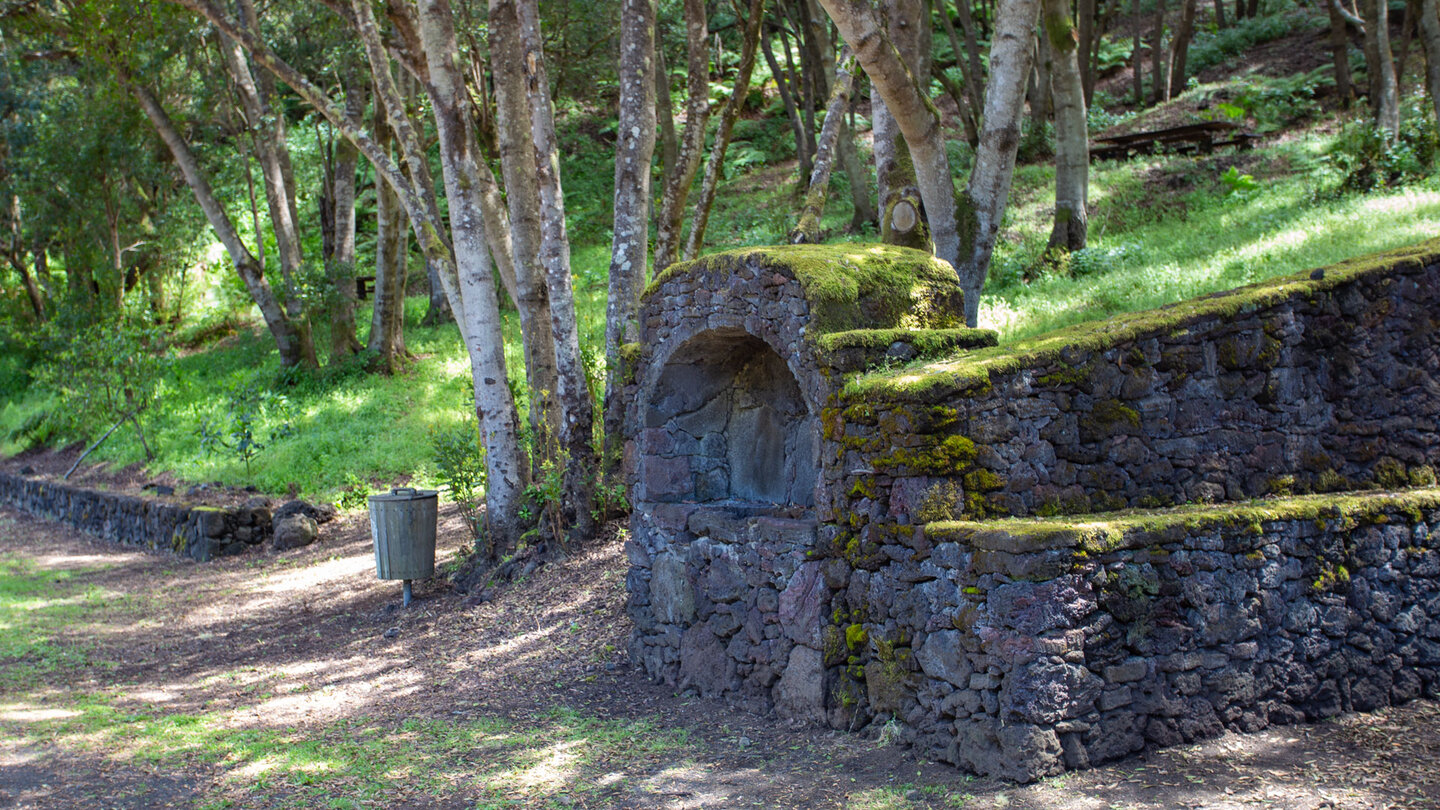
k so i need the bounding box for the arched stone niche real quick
[623,244,970,721]
[639,327,817,507]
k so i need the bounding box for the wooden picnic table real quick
[1091,120,1261,160]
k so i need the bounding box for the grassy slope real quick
[3,83,1438,501]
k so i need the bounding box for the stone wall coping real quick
[846,237,1440,403]
[926,487,1440,554]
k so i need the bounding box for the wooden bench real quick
[1091,121,1259,161]
[355,275,376,301]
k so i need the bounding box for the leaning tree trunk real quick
[790,47,857,243]
[817,0,962,287]
[1167,0,1197,100]
[490,0,562,459]
[218,16,318,368]
[1044,0,1089,252]
[515,0,600,542]
[872,0,930,221]
[1418,0,1440,126]
[603,0,658,488]
[682,0,765,261]
[1362,0,1401,136]
[654,0,710,271]
[123,75,306,367]
[936,0,982,143]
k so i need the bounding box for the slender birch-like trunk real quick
[217,16,318,368]
[489,0,561,457]
[761,26,814,180]
[1044,0,1089,252]
[326,80,365,360]
[1327,0,1355,106]
[655,45,680,181]
[1166,0,1197,99]
[682,0,765,260]
[368,91,410,372]
[603,0,658,486]
[653,0,710,271]
[514,0,600,541]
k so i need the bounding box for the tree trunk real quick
[1077,0,1096,101]
[4,195,44,320]
[1421,0,1440,126]
[123,74,306,367]
[421,261,453,325]
[603,0,659,491]
[326,81,366,361]
[838,117,878,229]
[779,6,820,162]
[1397,0,1419,86]
[761,25,815,180]
[1044,0,1089,252]
[1212,0,1226,28]
[218,15,318,368]
[1166,0,1197,99]
[408,0,529,551]
[1150,0,1166,103]
[682,0,766,261]
[654,0,710,271]
[1328,0,1355,106]
[1132,0,1144,105]
[790,47,857,243]
[655,43,681,182]
[1362,0,1401,136]
[490,0,562,458]
[368,93,410,372]
[818,0,962,289]
[873,0,931,247]
[514,0,600,542]
[938,0,987,135]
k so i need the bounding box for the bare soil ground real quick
[1,503,1438,809]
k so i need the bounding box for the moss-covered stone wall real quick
[0,472,272,560]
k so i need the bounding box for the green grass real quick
[0,551,121,689]
[982,132,1440,342]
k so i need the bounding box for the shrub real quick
[1326,103,1439,193]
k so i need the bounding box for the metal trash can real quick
[368,487,438,605]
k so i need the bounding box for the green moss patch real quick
[645,244,966,335]
[815,327,997,357]
[926,487,1440,556]
[846,238,1440,402]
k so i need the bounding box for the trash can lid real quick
[368,487,439,502]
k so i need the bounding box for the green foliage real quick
[1220,166,1258,197]
[1325,105,1439,193]
[1016,120,1055,164]
[1187,10,1319,76]
[197,384,295,477]
[1227,68,1334,132]
[31,321,172,457]
[429,415,487,545]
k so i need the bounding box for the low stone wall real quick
[873,492,1440,781]
[0,472,270,560]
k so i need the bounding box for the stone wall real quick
[0,472,272,560]
[862,493,1440,781]
[624,239,1440,781]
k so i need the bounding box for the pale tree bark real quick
[958,0,1044,324]
[1362,0,1400,136]
[4,195,44,320]
[368,90,410,372]
[761,24,814,180]
[1132,0,1143,104]
[489,0,561,457]
[603,0,657,485]
[165,0,530,548]
[682,0,765,261]
[1166,0,1197,99]
[801,3,877,231]
[1044,0,1089,252]
[790,47,857,243]
[514,0,600,541]
[818,0,961,278]
[122,74,307,366]
[1418,0,1440,126]
[217,11,319,368]
[654,0,710,271]
[872,0,930,220]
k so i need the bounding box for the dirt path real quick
[1,506,1437,809]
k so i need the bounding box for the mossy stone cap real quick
[646,244,965,335]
